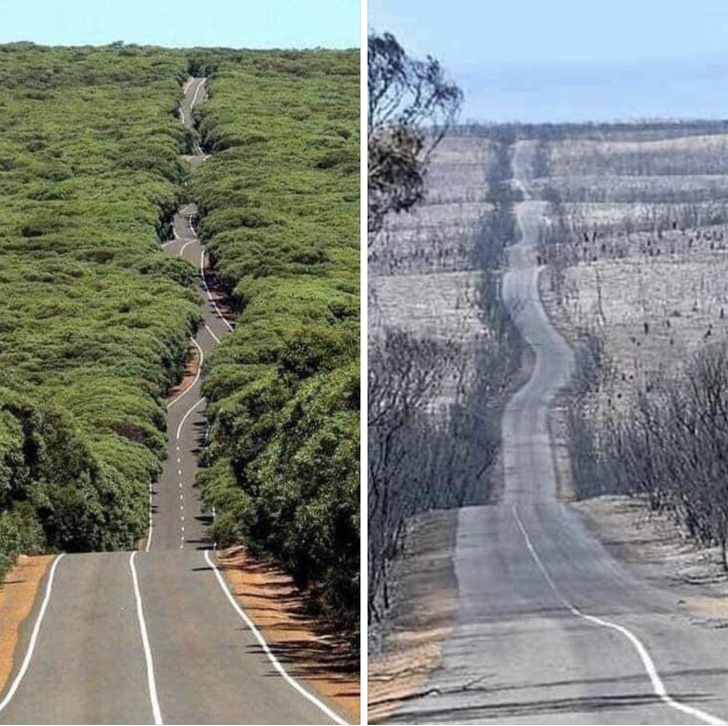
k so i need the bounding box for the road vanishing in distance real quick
[0,78,344,726]
[389,142,728,725]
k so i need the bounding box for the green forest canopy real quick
[192,48,360,630]
[0,43,360,633]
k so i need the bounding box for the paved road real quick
[390,143,728,724]
[0,77,344,726]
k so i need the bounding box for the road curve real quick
[0,77,345,726]
[389,143,728,724]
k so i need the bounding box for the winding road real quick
[0,78,345,726]
[390,143,728,724]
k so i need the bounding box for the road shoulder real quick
[368,509,458,724]
[215,546,360,724]
[166,339,201,403]
[572,495,728,620]
[0,555,54,696]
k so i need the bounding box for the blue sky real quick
[0,0,360,49]
[369,0,728,122]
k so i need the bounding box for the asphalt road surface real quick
[389,143,728,724]
[0,78,345,726]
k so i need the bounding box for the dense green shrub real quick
[191,50,360,633]
[0,43,201,572]
[0,46,361,641]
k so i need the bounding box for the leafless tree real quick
[368,32,462,241]
[571,341,728,570]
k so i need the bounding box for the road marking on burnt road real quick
[512,504,727,726]
[0,554,65,716]
[204,550,348,725]
[129,552,163,725]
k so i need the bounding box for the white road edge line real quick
[167,337,204,408]
[176,396,205,442]
[511,504,727,726]
[179,239,194,258]
[129,552,163,725]
[145,480,154,552]
[190,78,205,110]
[200,250,234,331]
[204,323,221,344]
[203,550,348,725]
[0,554,65,715]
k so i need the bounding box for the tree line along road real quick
[0,77,348,726]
